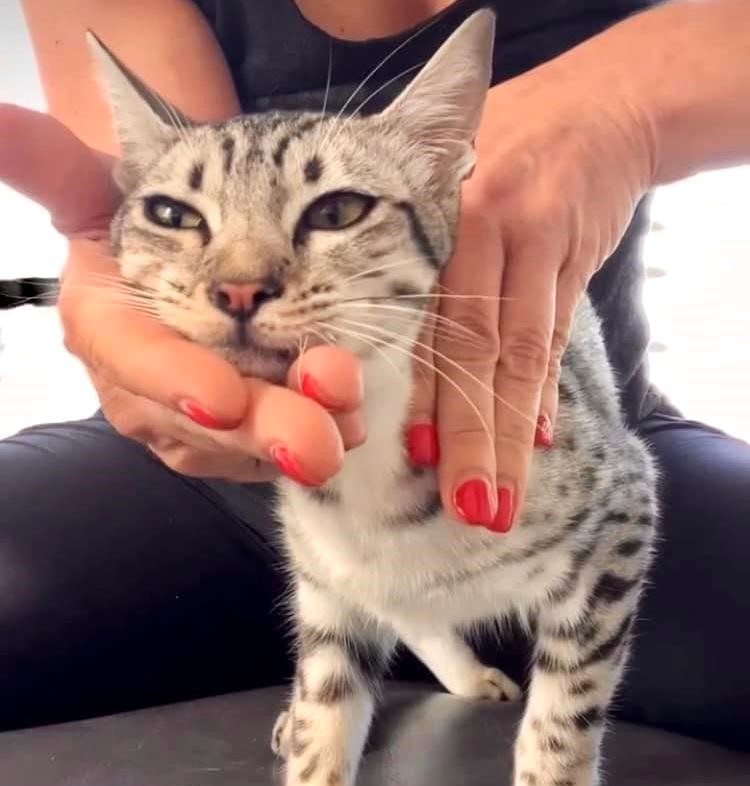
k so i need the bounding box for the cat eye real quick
[144,196,206,230]
[302,191,376,232]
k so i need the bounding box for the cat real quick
[89,9,657,786]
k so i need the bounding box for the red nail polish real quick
[406,423,440,466]
[534,414,553,448]
[489,487,514,533]
[453,479,494,526]
[178,399,236,430]
[300,373,344,411]
[269,444,321,487]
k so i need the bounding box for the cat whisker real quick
[296,334,311,391]
[312,43,335,151]
[325,320,493,447]
[343,294,515,303]
[337,308,486,351]
[62,282,159,306]
[336,316,537,427]
[77,271,160,295]
[306,326,335,349]
[321,61,425,154]
[314,321,409,394]
[337,302,483,341]
[315,13,444,154]
[151,90,198,159]
[339,257,432,285]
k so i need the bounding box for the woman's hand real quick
[0,105,365,484]
[405,52,655,531]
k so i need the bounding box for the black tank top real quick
[193,0,666,425]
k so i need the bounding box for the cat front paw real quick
[450,666,522,702]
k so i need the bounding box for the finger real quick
[404,299,439,467]
[98,370,345,483]
[94,371,237,452]
[150,441,280,483]
[0,104,117,234]
[538,259,592,445]
[235,377,345,485]
[60,240,249,428]
[436,198,501,527]
[288,345,367,451]
[332,411,367,451]
[287,345,363,414]
[492,239,559,532]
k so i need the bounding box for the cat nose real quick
[209,278,284,320]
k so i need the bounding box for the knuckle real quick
[546,333,567,383]
[60,327,78,357]
[344,430,367,451]
[59,307,98,368]
[443,424,493,443]
[460,182,493,217]
[108,410,145,442]
[58,299,82,355]
[546,356,562,386]
[159,446,200,476]
[498,330,550,385]
[440,412,494,449]
[466,160,531,208]
[410,365,436,396]
[440,308,500,358]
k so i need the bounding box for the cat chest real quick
[279,482,568,616]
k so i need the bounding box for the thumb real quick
[0,103,117,234]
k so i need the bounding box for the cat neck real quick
[360,349,415,441]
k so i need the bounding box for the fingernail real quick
[489,487,514,533]
[406,423,440,466]
[300,373,345,411]
[269,444,321,487]
[534,414,553,448]
[178,399,237,430]
[453,479,495,526]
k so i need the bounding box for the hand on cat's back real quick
[406,50,657,530]
[0,105,365,485]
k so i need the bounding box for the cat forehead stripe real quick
[272,117,325,168]
[303,156,323,183]
[188,162,204,190]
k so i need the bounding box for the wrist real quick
[555,0,750,186]
[536,50,656,200]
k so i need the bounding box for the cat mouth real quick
[216,330,301,383]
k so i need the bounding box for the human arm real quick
[407,0,750,528]
[7,0,364,483]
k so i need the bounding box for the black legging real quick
[1,409,748,751]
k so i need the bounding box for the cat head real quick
[90,10,495,382]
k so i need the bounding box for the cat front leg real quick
[392,617,522,701]
[273,577,394,786]
[514,573,647,786]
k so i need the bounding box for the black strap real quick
[0,278,60,310]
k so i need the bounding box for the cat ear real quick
[86,31,189,190]
[380,8,495,181]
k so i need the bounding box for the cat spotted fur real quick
[90,10,657,785]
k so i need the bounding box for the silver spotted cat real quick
[90,10,657,785]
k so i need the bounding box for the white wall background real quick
[1,0,749,441]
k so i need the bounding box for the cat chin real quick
[218,346,296,385]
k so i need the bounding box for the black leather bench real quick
[2,684,747,785]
